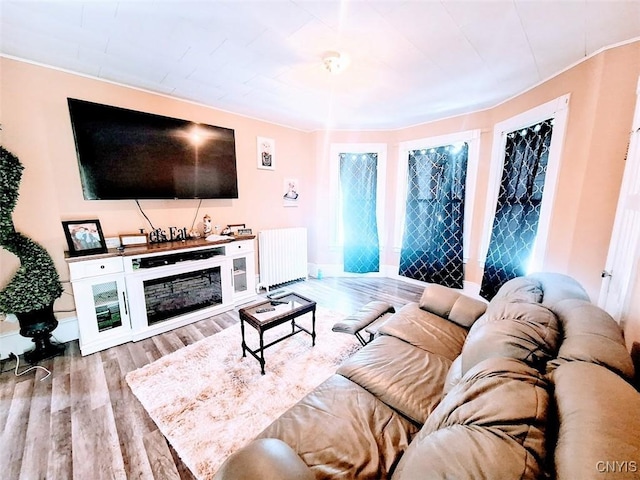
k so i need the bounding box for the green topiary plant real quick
[0,145,64,362]
[0,146,63,313]
[0,233,64,313]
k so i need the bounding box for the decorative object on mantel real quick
[203,214,213,235]
[283,178,300,207]
[126,308,360,480]
[148,226,189,243]
[0,146,64,363]
[257,136,275,170]
[119,232,149,247]
[62,219,108,256]
[224,224,251,236]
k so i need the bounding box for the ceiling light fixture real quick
[323,51,348,74]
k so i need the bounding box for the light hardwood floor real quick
[0,277,424,480]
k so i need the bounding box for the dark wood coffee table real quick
[238,293,316,374]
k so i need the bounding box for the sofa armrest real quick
[553,362,640,480]
[214,438,314,480]
[419,284,487,328]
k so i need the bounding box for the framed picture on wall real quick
[283,178,299,207]
[62,219,108,256]
[257,136,275,170]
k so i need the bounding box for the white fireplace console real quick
[66,237,256,356]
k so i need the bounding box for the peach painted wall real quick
[488,43,639,300]
[311,41,640,306]
[2,40,640,346]
[0,57,315,325]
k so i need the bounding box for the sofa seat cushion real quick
[338,335,451,424]
[257,374,418,480]
[378,303,468,360]
[392,357,550,480]
[552,361,640,480]
[546,299,635,380]
[461,300,560,375]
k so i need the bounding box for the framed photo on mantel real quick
[257,136,275,170]
[62,219,108,256]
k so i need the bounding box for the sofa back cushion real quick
[392,357,550,480]
[491,276,543,304]
[418,283,487,328]
[527,272,590,308]
[546,299,635,380]
[461,300,560,375]
[552,361,640,480]
[491,273,590,307]
[442,354,462,395]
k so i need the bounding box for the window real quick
[398,144,468,286]
[339,152,380,273]
[329,143,387,250]
[480,118,554,299]
[480,94,570,277]
[395,130,480,263]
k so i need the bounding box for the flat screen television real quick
[67,98,239,200]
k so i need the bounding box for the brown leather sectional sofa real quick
[215,273,640,479]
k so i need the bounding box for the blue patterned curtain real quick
[399,144,468,288]
[340,152,380,273]
[480,119,554,299]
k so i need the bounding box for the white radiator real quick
[258,227,308,290]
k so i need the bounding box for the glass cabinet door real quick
[92,281,123,332]
[72,274,131,355]
[233,257,248,294]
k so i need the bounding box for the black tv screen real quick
[67,98,239,200]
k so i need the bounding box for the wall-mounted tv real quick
[67,98,239,200]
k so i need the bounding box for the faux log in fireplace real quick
[143,266,223,326]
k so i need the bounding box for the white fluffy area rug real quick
[126,308,360,479]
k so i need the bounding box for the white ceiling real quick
[2,1,640,131]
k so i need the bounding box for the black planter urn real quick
[16,303,65,363]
